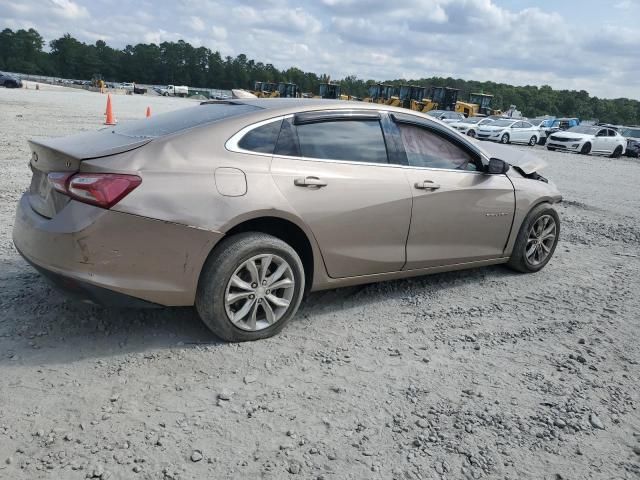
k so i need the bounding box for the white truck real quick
[160,85,188,97]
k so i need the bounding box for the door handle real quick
[414,180,440,190]
[294,176,327,188]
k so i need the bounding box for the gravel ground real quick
[0,86,639,480]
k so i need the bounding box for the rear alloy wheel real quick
[467,130,476,138]
[528,136,537,146]
[501,133,510,144]
[580,143,592,155]
[196,232,305,342]
[507,204,560,273]
[610,146,623,158]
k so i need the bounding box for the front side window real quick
[295,120,388,163]
[397,123,477,171]
[238,119,283,154]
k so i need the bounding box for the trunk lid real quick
[27,131,151,218]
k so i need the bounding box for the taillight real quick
[47,172,141,209]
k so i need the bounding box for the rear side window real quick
[112,103,261,138]
[607,129,617,137]
[295,120,388,163]
[398,123,477,171]
[238,119,283,154]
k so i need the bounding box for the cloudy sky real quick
[2,0,639,99]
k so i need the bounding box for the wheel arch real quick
[212,211,325,293]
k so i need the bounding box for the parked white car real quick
[546,126,626,157]
[477,119,540,145]
[122,82,135,91]
[449,117,495,138]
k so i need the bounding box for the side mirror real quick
[487,158,510,174]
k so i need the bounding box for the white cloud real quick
[1,0,639,99]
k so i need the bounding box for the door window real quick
[295,120,388,163]
[607,129,617,137]
[597,129,607,137]
[397,123,478,171]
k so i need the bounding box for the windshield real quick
[461,118,483,124]
[566,126,599,135]
[111,103,260,138]
[426,110,445,117]
[490,120,515,127]
[619,128,640,138]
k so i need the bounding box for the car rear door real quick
[269,111,412,278]
[387,113,515,269]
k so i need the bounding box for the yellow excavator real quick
[251,81,280,98]
[455,93,501,116]
[364,84,400,105]
[398,85,438,112]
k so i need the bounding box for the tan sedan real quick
[13,99,562,341]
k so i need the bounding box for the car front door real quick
[388,113,515,269]
[593,129,608,152]
[270,112,412,278]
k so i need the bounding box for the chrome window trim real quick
[226,111,491,174]
[225,114,291,157]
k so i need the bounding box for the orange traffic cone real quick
[146,106,151,118]
[104,94,116,125]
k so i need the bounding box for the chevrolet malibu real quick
[13,99,562,342]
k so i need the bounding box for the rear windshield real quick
[112,103,261,138]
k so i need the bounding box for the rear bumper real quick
[12,195,223,306]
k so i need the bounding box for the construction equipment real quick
[365,84,396,104]
[251,81,280,98]
[278,82,299,98]
[91,73,105,90]
[398,85,438,112]
[430,86,459,111]
[455,93,499,117]
[319,83,341,99]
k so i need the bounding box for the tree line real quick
[1,27,639,124]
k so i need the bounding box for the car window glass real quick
[295,120,388,163]
[397,123,477,171]
[607,129,617,137]
[522,122,532,128]
[597,130,607,137]
[238,119,283,154]
[512,122,523,128]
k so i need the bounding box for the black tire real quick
[528,136,537,146]
[501,133,510,144]
[195,232,305,342]
[507,203,560,273]
[580,143,591,155]
[538,137,547,146]
[610,146,623,158]
[467,130,476,138]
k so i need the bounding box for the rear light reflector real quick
[48,172,141,209]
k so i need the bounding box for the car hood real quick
[549,131,592,140]
[478,141,547,174]
[450,122,473,129]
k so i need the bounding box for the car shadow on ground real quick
[0,264,519,366]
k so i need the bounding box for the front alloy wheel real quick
[501,133,510,144]
[507,204,560,273]
[525,215,557,267]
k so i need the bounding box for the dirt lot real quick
[0,86,639,480]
